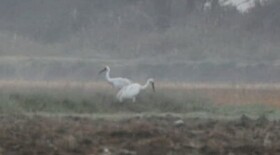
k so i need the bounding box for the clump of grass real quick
[0,95,24,114]
[134,89,215,113]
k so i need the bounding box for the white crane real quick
[99,66,132,90]
[116,78,155,102]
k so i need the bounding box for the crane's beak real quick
[151,82,155,92]
[98,68,106,74]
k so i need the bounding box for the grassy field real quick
[0,80,280,154]
[0,80,279,119]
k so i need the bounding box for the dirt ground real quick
[0,114,279,155]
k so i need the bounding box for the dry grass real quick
[156,82,280,106]
[1,80,280,106]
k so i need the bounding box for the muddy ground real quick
[0,114,279,155]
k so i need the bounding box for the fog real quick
[0,0,279,83]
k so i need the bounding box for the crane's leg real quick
[132,97,136,103]
[116,91,122,102]
[117,95,123,102]
[117,95,123,103]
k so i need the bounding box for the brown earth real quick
[0,114,279,155]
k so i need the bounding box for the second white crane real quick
[116,78,155,102]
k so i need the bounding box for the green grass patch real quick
[0,85,279,120]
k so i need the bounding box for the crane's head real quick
[148,78,155,92]
[99,66,109,74]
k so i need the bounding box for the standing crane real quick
[99,66,132,90]
[116,78,155,102]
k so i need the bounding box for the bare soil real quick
[0,114,279,155]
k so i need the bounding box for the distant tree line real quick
[0,0,279,62]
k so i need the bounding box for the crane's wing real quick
[111,77,132,89]
[121,84,141,97]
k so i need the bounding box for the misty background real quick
[0,0,279,83]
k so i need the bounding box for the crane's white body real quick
[117,78,155,102]
[99,66,132,90]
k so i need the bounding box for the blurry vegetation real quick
[0,83,279,120]
[0,0,278,59]
[0,0,278,82]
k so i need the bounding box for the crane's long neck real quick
[141,80,150,90]
[105,69,112,82]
